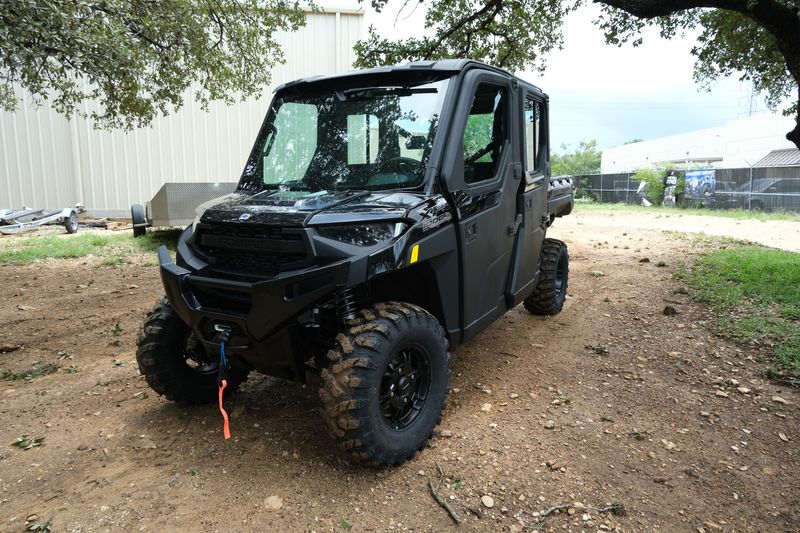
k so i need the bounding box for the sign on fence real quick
[684,170,716,200]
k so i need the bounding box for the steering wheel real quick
[376,156,424,175]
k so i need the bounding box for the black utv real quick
[136,60,573,466]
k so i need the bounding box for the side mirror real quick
[405,135,427,150]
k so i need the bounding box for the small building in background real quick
[754,148,800,167]
[601,113,797,173]
[0,8,363,216]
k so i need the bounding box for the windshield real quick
[239,79,449,193]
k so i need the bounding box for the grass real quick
[662,230,752,247]
[12,435,45,450]
[2,362,61,381]
[675,246,800,380]
[575,201,800,222]
[0,229,180,265]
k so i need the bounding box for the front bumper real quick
[157,246,349,345]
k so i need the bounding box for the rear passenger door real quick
[507,91,549,305]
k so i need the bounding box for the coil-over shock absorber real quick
[335,288,357,323]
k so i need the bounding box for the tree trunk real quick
[788,86,800,149]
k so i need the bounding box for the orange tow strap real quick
[218,379,231,440]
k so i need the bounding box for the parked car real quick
[731,178,800,212]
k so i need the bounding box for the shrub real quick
[633,167,666,206]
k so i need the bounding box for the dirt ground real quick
[1,210,798,533]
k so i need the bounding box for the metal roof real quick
[275,59,544,95]
[754,148,800,167]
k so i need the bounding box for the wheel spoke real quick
[378,344,432,430]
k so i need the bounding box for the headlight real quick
[316,222,406,246]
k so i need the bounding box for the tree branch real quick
[422,0,503,58]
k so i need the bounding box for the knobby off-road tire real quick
[319,302,450,466]
[524,238,569,315]
[136,298,248,404]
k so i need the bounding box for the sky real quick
[337,0,766,153]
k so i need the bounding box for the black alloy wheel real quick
[380,345,432,430]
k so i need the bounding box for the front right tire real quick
[136,299,248,404]
[319,302,450,466]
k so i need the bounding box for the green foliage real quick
[551,140,602,176]
[2,363,60,381]
[450,477,465,489]
[354,0,578,72]
[673,173,686,199]
[676,246,800,377]
[12,435,45,450]
[463,114,493,160]
[25,520,53,533]
[632,167,665,206]
[692,9,795,115]
[101,323,123,337]
[0,1,306,129]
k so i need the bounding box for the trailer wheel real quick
[524,238,569,315]
[319,302,450,466]
[136,299,248,404]
[131,204,147,237]
[64,211,79,234]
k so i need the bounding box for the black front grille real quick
[191,284,252,315]
[195,224,309,277]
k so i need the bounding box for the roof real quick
[754,148,800,167]
[275,59,543,95]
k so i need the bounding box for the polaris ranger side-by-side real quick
[136,60,573,466]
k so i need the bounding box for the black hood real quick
[199,190,428,227]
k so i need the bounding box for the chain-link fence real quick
[573,166,800,212]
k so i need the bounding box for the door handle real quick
[511,163,522,180]
[465,223,478,242]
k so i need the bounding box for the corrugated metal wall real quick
[0,10,363,215]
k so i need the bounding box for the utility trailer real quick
[0,207,80,235]
[130,182,237,237]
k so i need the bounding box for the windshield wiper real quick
[336,86,437,101]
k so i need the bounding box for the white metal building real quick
[601,113,797,173]
[0,8,363,216]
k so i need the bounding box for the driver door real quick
[442,72,522,342]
